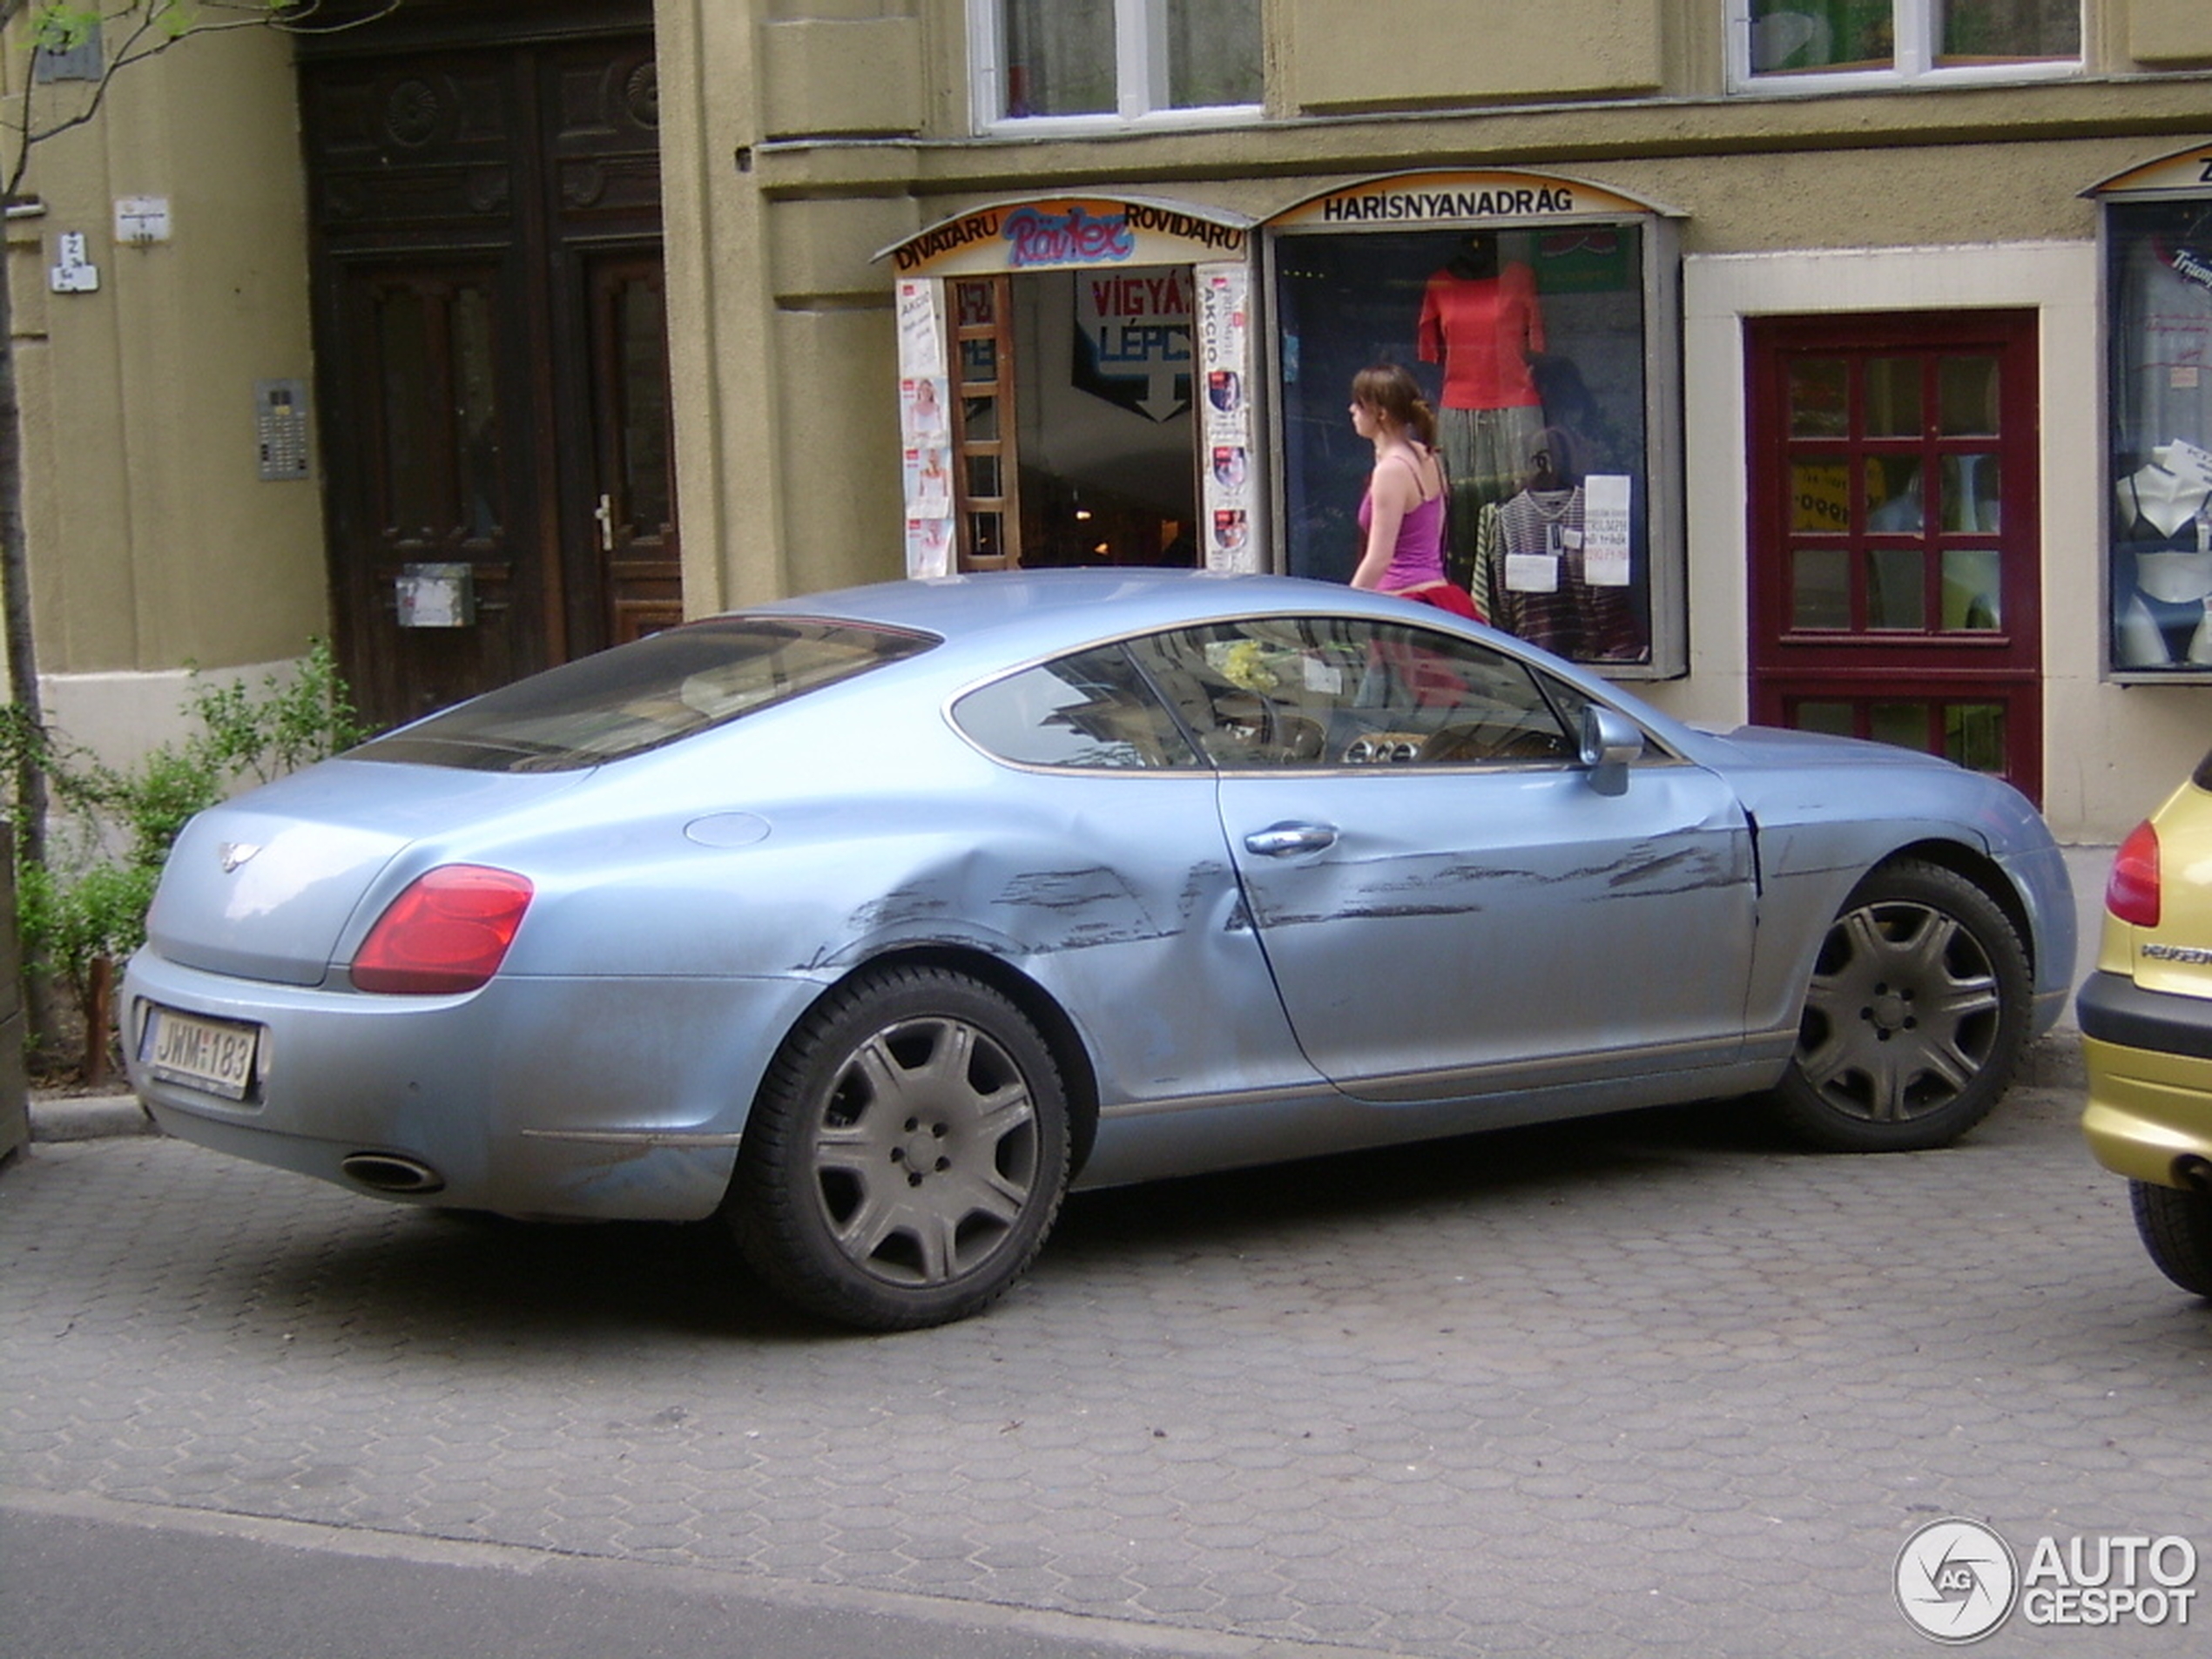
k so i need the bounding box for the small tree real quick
[2,2,388,1037]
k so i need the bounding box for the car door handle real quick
[1244,824,1338,857]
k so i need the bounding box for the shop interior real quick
[1007,266,1202,568]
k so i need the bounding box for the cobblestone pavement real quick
[4,1054,2208,1658]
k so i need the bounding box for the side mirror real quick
[1579,705,1643,795]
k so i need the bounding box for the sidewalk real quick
[23,844,2117,1148]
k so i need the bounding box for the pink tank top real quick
[1357,456,1447,591]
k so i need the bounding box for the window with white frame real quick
[1730,0,2080,91]
[974,0,1261,129]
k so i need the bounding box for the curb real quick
[28,1091,158,1143]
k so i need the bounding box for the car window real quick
[350,617,936,772]
[1530,668,1597,756]
[1126,616,1575,769]
[954,645,1201,770]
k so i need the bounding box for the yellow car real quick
[2080,748,2212,1298]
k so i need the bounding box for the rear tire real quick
[728,964,1070,1331]
[2131,1179,2212,1298]
[1771,860,2030,1152]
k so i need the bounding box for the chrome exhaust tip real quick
[341,1153,446,1196]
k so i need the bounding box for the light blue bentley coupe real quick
[125,570,2074,1328]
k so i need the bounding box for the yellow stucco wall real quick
[3,19,324,760]
[1285,0,1665,111]
[2130,0,2212,65]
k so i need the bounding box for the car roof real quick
[728,568,1719,759]
[745,569,1471,659]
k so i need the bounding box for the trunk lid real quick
[145,759,587,986]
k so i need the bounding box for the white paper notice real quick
[1583,474,1632,587]
[2154,438,2212,496]
[896,280,942,379]
[1505,553,1560,593]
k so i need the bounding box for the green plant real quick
[182,637,368,788]
[16,857,157,993]
[5,639,365,1078]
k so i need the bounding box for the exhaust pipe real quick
[2174,1157,2212,1196]
[341,1153,445,1195]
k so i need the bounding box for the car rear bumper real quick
[122,947,825,1222]
[2079,970,2212,1190]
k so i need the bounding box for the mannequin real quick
[1419,234,1547,584]
[2113,450,2212,667]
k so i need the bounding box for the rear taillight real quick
[353,866,534,995]
[2107,820,2160,929]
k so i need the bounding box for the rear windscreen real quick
[350,617,937,772]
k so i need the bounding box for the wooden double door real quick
[302,15,678,729]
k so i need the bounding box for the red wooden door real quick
[1747,312,2043,803]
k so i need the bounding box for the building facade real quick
[5,0,2211,840]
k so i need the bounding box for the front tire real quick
[729,965,1070,1330]
[1771,859,2030,1152]
[2132,1180,2212,1298]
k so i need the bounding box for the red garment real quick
[1394,579,1482,621]
[1418,263,1544,410]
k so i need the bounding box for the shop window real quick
[2106,196,2212,676]
[1273,219,1669,670]
[887,202,1255,577]
[1730,0,2080,91]
[974,0,1261,128]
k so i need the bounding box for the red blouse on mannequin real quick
[1418,259,1545,410]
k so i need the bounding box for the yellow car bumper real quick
[2081,1034,2212,1187]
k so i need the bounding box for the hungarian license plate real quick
[141,1005,260,1100]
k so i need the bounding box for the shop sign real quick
[1074,271,1192,421]
[1270,170,1669,233]
[2088,144,2212,199]
[885,198,1249,279]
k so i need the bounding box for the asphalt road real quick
[2,1494,1335,1659]
[3,1030,2208,1658]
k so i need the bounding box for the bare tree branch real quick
[6,3,396,202]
